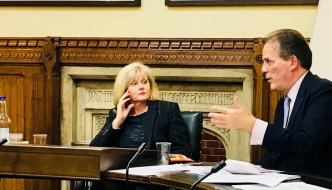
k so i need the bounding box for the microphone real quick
[0,138,8,146]
[126,142,147,190]
[190,160,226,190]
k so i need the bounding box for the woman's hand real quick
[112,91,134,129]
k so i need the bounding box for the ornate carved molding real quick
[0,38,46,63]
[58,38,259,66]
[0,51,43,63]
[0,37,260,66]
[58,38,257,49]
[88,89,235,106]
[160,91,235,105]
[94,115,107,133]
[203,118,230,142]
[89,90,114,102]
[0,38,45,47]
[60,51,253,65]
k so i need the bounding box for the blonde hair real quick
[113,61,160,106]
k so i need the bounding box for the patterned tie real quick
[283,95,291,129]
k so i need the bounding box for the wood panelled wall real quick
[0,37,279,190]
[0,38,60,190]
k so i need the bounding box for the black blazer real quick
[259,72,332,177]
[90,100,191,157]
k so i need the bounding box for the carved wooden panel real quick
[58,38,257,66]
[0,38,60,190]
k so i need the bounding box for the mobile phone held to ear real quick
[124,90,131,108]
[125,100,130,109]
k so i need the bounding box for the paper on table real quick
[182,165,231,175]
[182,165,212,175]
[202,173,300,187]
[233,181,329,190]
[110,164,188,176]
[254,165,282,173]
[224,159,281,174]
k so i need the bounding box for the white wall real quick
[0,0,317,38]
[310,0,332,80]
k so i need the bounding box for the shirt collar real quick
[287,71,308,101]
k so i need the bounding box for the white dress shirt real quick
[250,71,308,145]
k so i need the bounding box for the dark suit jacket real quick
[259,72,332,177]
[90,100,191,157]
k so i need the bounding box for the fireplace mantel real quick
[50,37,266,163]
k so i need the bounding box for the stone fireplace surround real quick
[61,65,253,162]
[58,37,265,165]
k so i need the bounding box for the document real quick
[187,159,300,187]
[224,159,282,174]
[233,181,329,190]
[110,159,300,188]
[182,159,279,176]
[202,173,300,187]
[182,165,231,175]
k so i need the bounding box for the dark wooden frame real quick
[165,0,319,6]
[0,0,140,6]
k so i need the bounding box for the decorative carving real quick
[0,52,43,62]
[203,118,230,142]
[59,38,256,50]
[45,52,53,61]
[0,38,45,47]
[58,38,258,65]
[88,90,114,102]
[256,55,263,64]
[0,38,259,66]
[160,91,235,105]
[94,115,107,133]
[60,51,252,65]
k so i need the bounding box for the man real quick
[208,29,332,177]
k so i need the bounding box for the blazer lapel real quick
[287,72,313,130]
[144,100,158,149]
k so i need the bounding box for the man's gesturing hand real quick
[208,96,256,132]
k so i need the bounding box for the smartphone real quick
[125,100,130,108]
[124,91,131,108]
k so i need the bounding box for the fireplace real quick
[61,65,253,162]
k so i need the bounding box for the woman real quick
[90,61,191,157]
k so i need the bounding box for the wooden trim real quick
[165,0,319,6]
[0,0,141,6]
[251,38,264,164]
[0,38,44,64]
[43,37,60,145]
[57,37,258,66]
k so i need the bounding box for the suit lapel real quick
[287,72,313,130]
[144,100,158,149]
